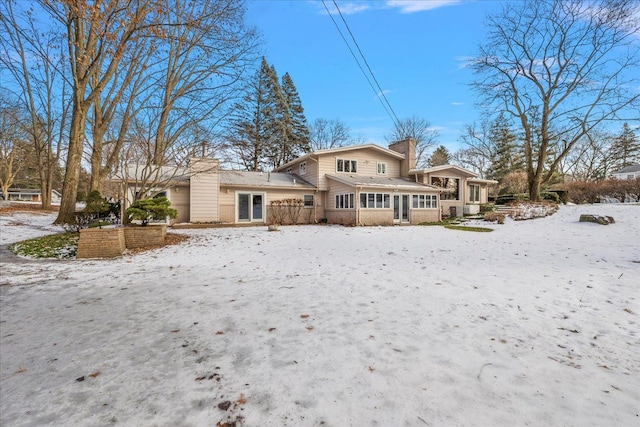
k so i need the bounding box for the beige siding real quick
[190,158,219,222]
[326,180,357,225]
[285,158,319,187]
[219,186,323,224]
[316,147,403,190]
[168,185,190,224]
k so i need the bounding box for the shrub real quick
[541,191,560,203]
[268,199,304,225]
[126,197,177,226]
[480,203,496,213]
[483,212,506,224]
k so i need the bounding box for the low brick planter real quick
[123,225,167,249]
[76,228,126,259]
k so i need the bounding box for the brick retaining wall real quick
[76,228,126,259]
[124,225,166,249]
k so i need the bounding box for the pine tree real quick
[487,113,523,181]
[611,122,640,170]
[429,145,450,167]
[280,72,310,164]
[228,57,282,171]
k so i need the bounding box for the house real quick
[3,188,62,203]
[611,165,640,180]
[118,139,496,226]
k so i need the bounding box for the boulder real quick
[579,214,615,225]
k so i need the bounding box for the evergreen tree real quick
[487,113,523,181]
[228,57,282,171]
[429,145,451,167]
[280,72,310,164]
[611,123,640,170]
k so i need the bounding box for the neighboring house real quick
[3,188,62,203]
[117,139,496,226]
[611,165,640,180]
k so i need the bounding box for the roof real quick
[7,188,62,195]
[409,164,478,177]
[220,170,316,189]
[614,164,640,174]
[326,174,443,192]
[468,178,499,185]
[275,144,405,172]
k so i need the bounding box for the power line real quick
[321,0,401,129]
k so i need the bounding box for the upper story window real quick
[336,158,357,173]
[299,162,306,175]
[377,162,387,175]
[286,167,292,174]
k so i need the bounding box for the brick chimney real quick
[388,137,417,177]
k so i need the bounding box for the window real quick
[359,192,391,208]
[431,177,459,200]
[299,162,306,175]
[336,158,357,173]
[412,194,437,209]
[286,167,292,174]
[304,194,314,208]
[469,184,480,203]
[335,193,355,209]
[377,162,387,175]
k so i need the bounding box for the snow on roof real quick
[326,174,443,191]
[220,170,316,189]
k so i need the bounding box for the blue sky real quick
[245,0,504,150]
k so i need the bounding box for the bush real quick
[126,197,177,226]
[565,178,640,204]
[480,203,496,213]
[541,191,560,203]
[483,212,506,224]
[268,199,304,225]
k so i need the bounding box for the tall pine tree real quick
[429,145,451,167]
[228,57,282,171]
[280,72,310,164]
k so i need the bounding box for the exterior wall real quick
[409,209,440,224]
[425,171,468,216]
[190,158,219,222]
[358,209,394,226]
[325,179,357,225]
[219,186,324,224]
[285,158,319,187]
[316,147,402,191]
[168,185,190,224]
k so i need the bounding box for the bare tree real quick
[457,120,494,178]
[471,0,640,201]
[385,116,439,168]
[116,0,257,203]
[309,118,352,151]
[0,97,29,199]
[0,1,68,209]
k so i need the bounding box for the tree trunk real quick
[54,105,85,224]
[528,174,542,202]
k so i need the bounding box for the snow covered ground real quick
[1,204,638,426]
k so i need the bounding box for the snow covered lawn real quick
[1,204,638,426]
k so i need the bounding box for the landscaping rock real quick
[579,214,615,225]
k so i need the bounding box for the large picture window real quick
[412,194,437,209]
[359,192,391,208]
[336,159,357,173]
[335,193,355,209]
[431,177,459,200]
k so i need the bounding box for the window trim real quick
[299,162,306,175]
[359,192,391,209]
[376,162,387,175]
[303,194,314,208]
[412,194,438,209]
[335,193,355,209]
[336,158,358,173]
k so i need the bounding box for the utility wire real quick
[322,0,401,129]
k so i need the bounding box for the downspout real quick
[356,185,362,226]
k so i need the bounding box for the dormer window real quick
[299,162,306,175]
[336,158,357,173]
